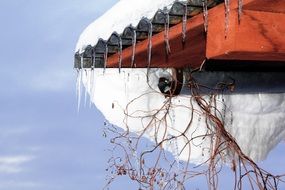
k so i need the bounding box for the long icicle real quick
[146,19,153,82]
[76,68,82,112]
[118,36,122,73]
[76,54,84,112]
[164,11,171,55]
[147,20,153,69]
[89,69,94,108]
[182,3,188,46]
[238,0,243,24]
[202,0,208,33]
[224,0,230,38]
[89,50,96,108]
[76,69,82,112]
[131,29,137,68]
[80,53,84,69]
[84,69,88,107]
[104,42,108,74]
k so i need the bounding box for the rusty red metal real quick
[106,0,285,69]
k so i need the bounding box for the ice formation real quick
[182,3,188,45]
[202,0,208,32]
[238,0,243,23]
[164,11,171,55]
[75,0,285,164]
[224,0,230,37]
[131,29,137,68]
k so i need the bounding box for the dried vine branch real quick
[102,70,285,190]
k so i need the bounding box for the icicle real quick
[76,68,82,112]
[85,52,94,107]
[146,20,153,81]
[80,54,84,69]
[164,12,171,55]
[89,69,95,108]
[224,0,230,38]
[147,21,153,69]
[238,0,243,24]
[91,49,96,69]
[118,37,122,73]
[76,55,85,112]
[182,3,188,45]
[84,69,88,107]
[202,0,208,33]
[104,43,108,74]
[83,70,87,109]
[89,51,96,108]
[131,29,137,68]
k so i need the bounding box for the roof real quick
[74,0,285,70]
[74,0,223,69]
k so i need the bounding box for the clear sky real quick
[0,0,284,190]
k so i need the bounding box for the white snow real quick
[79,68,285,163]
[75,0,285,164]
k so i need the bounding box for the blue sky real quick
[0,0,284,189]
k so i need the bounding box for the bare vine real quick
[102,69,285,190]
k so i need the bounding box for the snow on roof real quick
[75,0,223,55]
[75,0,176,53]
